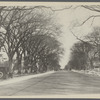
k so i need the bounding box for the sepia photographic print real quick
[0,2,100,98]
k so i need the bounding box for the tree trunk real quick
[89,59,94,69]
[17,60,22,74]
[17,56,22,74]
[30,66,33,73]
[8,57,13,78]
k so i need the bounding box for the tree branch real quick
[75,15,100,27]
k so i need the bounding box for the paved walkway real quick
[0,71,54,86]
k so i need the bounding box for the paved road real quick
[0,70,100,96]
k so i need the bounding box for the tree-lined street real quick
[1,4,100,97]
[0,71,100,96]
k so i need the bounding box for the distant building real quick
[0,27,8,63]
[0,47,8,63]
[93,57,100,71]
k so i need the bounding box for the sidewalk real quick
[0,71,55,86]
[72,69,100,77]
